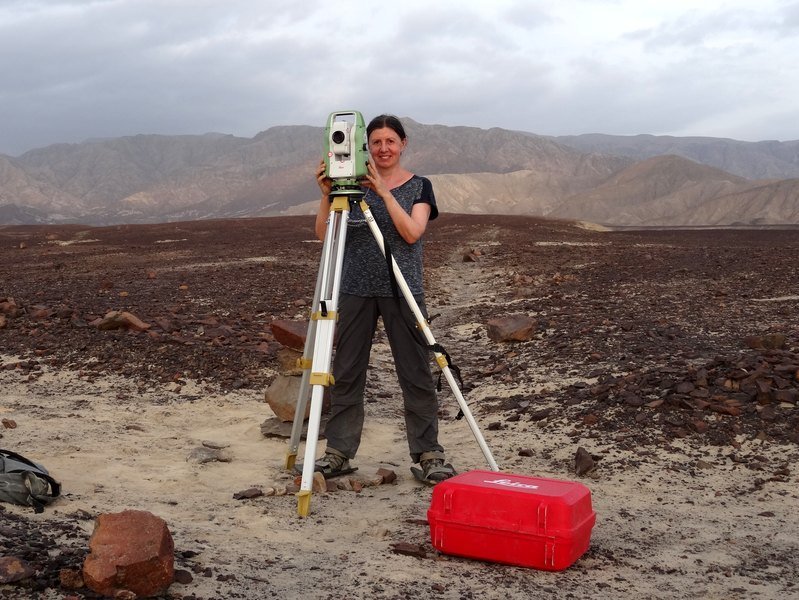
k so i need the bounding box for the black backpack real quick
[0,449,61,513]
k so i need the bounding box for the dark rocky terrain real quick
[1,214,797,599]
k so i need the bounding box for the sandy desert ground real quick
[1,214,797,599]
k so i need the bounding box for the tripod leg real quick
[295,197,352,517]
[359,200,500,472]
[285,229,333,470]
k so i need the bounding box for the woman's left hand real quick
[361,161,390,200]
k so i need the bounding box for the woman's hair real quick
[367,114,407,141]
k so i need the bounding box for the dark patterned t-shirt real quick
[341,175,438,297]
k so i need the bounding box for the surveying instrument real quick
[284,110,499,517]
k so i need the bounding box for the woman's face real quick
[368,127,406,170]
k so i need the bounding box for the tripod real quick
[285,189,499,517]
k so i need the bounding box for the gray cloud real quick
[1,0,797,156]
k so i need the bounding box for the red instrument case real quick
[427,470,596,571]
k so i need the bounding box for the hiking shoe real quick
[313,451,356,479]
[420,457,456,482]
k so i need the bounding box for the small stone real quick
[0,556,34,584]
[174,569,194,584]
[59,568,84,589]
[233,487,264,500]
[187,446,227,464]
[574,447,597,476]
[582,414,599,426]
[202,440,230,450]
[312,472,327,493]
[390,542,427,558]
[376,468,397,484]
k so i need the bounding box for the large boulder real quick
[83,510,174,598]
[271,319,308,351]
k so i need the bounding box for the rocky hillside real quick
[2,122,799,227]
[568,155,799,227]
[554,133,799,180]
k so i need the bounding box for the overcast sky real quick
[1,0,798,156]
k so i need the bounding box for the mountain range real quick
[1,120,798,227]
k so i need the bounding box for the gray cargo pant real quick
[323,293,444,463]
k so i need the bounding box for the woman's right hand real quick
[316,160,333,196]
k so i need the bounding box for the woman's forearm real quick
[315,195,330,240]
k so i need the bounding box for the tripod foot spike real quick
[297,490,312,517]
[284,453,297,471]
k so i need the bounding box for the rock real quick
[390,542,427,558]
[233,487,264,500]
[28,305,53,319]
[0,297,22,317]
[622,393,645,407]
[264,374,304,421]
[486,315,537,342]
[59,568,84,589]
[574,447,597,476]
[529,408,552,421]
[202,440,230,450]
[270,319,308,351]
[95,310,151,332]
[82,510,174,598]
[580,413,598,426]
[260,417,298,438]
[276,347,304,375]
[0,556,34,584]
[174,569,193,584]
[376,467,397,484]
[187,446,233,463]
[264,374,330,422]
[744,334,786,350]
[312,472,327,493]
[203,325,235,339]
[153,317,179,333]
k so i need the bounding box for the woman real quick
[312,114,455,483]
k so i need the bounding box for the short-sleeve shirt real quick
[341,175,438,297]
